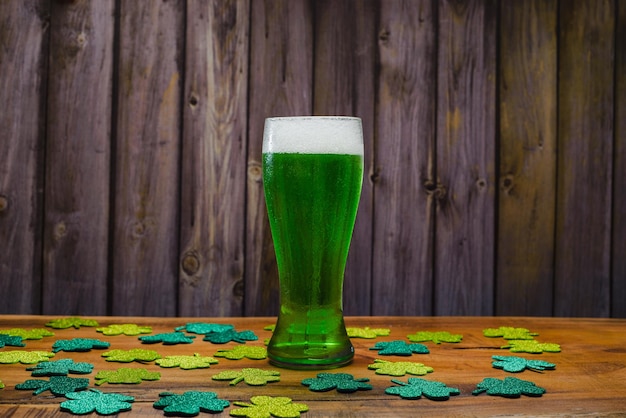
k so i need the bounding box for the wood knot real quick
[500,174,514,193]
[0,195,8,212]
[247,161,262,182]
[53,222,67,240]
[181,253,200,276]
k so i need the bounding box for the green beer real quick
[263,117,363,369]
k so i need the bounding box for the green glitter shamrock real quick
[102,348,161,363]
[368,359,434,376]
[139,332,196,345]
[94,367,161,385]
[52,338,110,353]
[61,389,135,415]
[492,355,556,373]
[174,322,235,334]
[203,329,258,344]
[0,328,54,340]
[45,317,99,329]
[96,323,153,336]
[0,334,25,348]
[407,331,463,344]
[212,368,281,386]
[301,372,372,393]
[0,380,4,389]
[483,326,538,340]
[386,378,461,400]
[370,340,429,356]
[472,376,546,397]
[263,324,275,331]
[214,345,267,360]
[154,391,230,416]
[0,350,55,364]
[502,340,561,353]
[346,326,391,339]
[15,375,90,396]
[156,353,219,369]
[27,359,94,376]
[231,396,308,418]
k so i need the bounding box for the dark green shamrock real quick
[0,328,54,340]
[386,378,461,400]
[139,332,196,345]
[52,338,110,353]
[45,317,99,329]
[301,372,372,393]
[492,355,556,373]
[483,326,538,340]
[231,396,308,418]
[61,389,134,415]
[153,391,230,415]
[27,359,94,376]
[472,377,546,398]
[102,348,161,363]
[370,340,429,356]
[94,367,161,385]
[203,329,258,344]
[407,331,463,344]
[174,322,234,334]
[15,375,90,396]
[212,368,280,386]
[0,334,25,348]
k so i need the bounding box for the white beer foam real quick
[263,117,363,155]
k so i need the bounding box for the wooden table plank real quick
[0,316,624,417]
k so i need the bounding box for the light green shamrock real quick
[0,380,4,389]
[0,328,55,340]
[484,326,538,340]
[231,396,308,418]
[0,350,55,364]
[94,367,161,385]
[96,324,153,336]
[45,317,99,329]
[214,345,267,360]
[407,331,463,344]
[346,327,391,339]
[102,349,161,363]
[502,340,561,353]
[212,368,281,386]
[368,359,434,376]
[156,353,219,369]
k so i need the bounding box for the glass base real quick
[268,344,354,370]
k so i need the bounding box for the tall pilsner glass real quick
[262,116,363,369]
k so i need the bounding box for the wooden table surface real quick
[0,315,624,417]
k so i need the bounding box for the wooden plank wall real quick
[0,0,624,318]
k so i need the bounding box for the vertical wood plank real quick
[497,0,557,316]
[435,0,497,315]
[245,0,314,316]
[555,0,614,317]
[313,0,377,315]
[0,0,49,314]
[111,0,184,316]
[372,0,436,315]
[42,0,114,315]
[179,0,249,316]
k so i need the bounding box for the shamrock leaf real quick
[0,380,4,389]
[45,317,99,329]
[94,367,161,385]
[27,358,94,376]
[368,359,434,376]
[0,328,54,340]
[370,340,429,356]
[502,340,561,353]
[139,332,196,345]
[15,375,89,396]
[174,322,235,334]
[472,376,546,397]
[154,391,230,415]
[96,323,152,336]
[212,368,280,386]
[0,350,55,364]
[61,389,134,415]
[346,326,390,339]
[0,334,25,348]
[214,345,267,360]
[492,355,556,373]
[156,353,219,369]
[52,338,110,353]
[386,378,460,400]
[203,329,259,344]
[231,396,308,418]
[407,331,463,344]
[484,326,538,340]
[102,349,161,363]
[301,372,372,393]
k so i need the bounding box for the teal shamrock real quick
[153,391,230,415]
[139,332,196,345]
[61,389,134,415]
[386,378,461,400]
[301,373,372,393]
[27,359,94,376]
[52,338,110,353]
[0,334,25,348]
[174,322,235,334]
[203,329,258,344]
[473,377,546,398]
[492,355,556,373]
[16,375,90,396]
[370,340,429,356]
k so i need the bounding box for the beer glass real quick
[262,116,363,369]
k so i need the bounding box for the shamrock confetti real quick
[0,328,54,340]
[484,326,538,340]
[27,359,94,376]
[407,331,463,344]
[502,340,561,354]
[16,375,89,396]
[212,368,281,386]
[214,345,267,360]
[139,332,196,345]
[174,322,235,335]
[154,391,230,416]
[61,389,135,415]
[94,367,161,385]
[263,324,275,331]
[156,353,219,369]
[386,378,460,400]
[492,355,556,373]
[96,323,152,336]
[52,338,110,353]
[45,317,99,329]
[203,329,258,344]
[231,396,308,418]
[102,348,161,363]
[0,334,25,348]
[346,326,391,339]
[368,359,434,376]
[0,350,55,364]
[370,340,429,356]
[301,372,372,393]
[0,380,4,389]
[472,377,546,398]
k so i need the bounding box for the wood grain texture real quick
[42,0,114,315]
[555,0,614,317]
[497,0,557,316]
[0,0,48,313]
